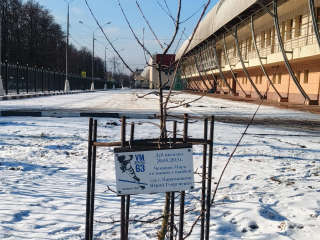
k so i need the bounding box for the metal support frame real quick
[85,116,215,240]
[198,46,215,90]
[202,42,224,93]
[234,25,263,99]
[212,73,224,92]
[222,34,247,96]
[250,15,283,99]
[191,56,204,90]
[308,0,320,50]
[187,58,201,91]
[201,44,218,91]
[203,43,219,90]
[180,62,193,90]
[194,54,210,91]
[257,0,315,104]
[212,39,234,94]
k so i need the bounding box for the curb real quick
[0,90,94,101]
[0,111,153,119]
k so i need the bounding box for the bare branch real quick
[117,0,156,63]
[210,66,279,206]
[180,4,205,24]
[136,0,164,50]
[155,0,175,23]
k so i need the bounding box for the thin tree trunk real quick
[158,192,170,240]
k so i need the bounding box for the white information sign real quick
[114,147,194,195]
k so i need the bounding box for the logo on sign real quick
[135,154,145,173]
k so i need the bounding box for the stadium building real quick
[176,0,320,105]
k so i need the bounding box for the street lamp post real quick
[79,21,110,90]
[64,0,74,92]
[104,47,108,90]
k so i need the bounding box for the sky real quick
[30,0,219,74]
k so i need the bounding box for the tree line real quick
[0,0,129,83]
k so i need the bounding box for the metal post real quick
[41,67,44,93]
[125,123,135,239]
[34,66,37,93]
[26,64,29,94]
[85,118,93,240]
[205,116,214,240]
[5,60,8,95]
[200,118,208,240]
[121,116,126,240]
[16,62,19,94]
[170,120,177,240]
[53,69,55,92]
[179,114,188,240]
[89,120,98,240]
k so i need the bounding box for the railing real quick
[1,61,117,95]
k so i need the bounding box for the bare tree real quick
[85,0,211,239]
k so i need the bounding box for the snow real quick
[0,89,320,239]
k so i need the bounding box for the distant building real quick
[176,0,320,105]
[139,54,175,89]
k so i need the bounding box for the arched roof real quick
[176,0,261,60]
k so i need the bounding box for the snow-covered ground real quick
[0,89,320,239]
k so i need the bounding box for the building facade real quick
[139,54,176,89]
[176,0,320,105]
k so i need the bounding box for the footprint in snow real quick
[246,174,257,180]
[232,175,243,180]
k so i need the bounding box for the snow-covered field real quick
[0,90,320,239]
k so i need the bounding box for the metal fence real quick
[1,61,118,95]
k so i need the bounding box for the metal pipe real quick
[121,116,126,240]
[170,120,177,240]
[256,0,312,103]
[250,15,282,98]
[200,118,208,240]
[85,118,93,240]
[234,26,262,99]
[179,114,188,240]
[222,34,247,95]
[205,116,214,240]
[212,39,234,94]
[89,120,98,240]
[194,55,210,91]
